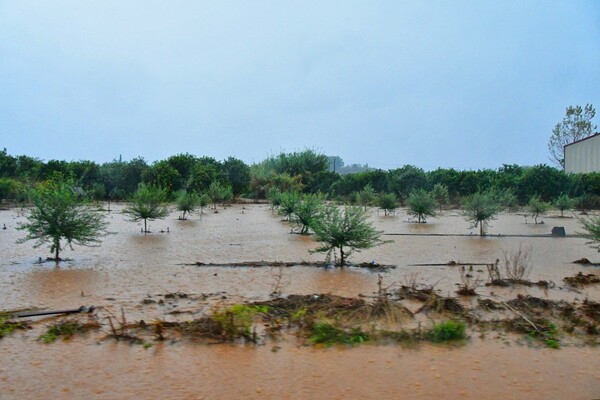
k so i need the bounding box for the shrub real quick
[406,189,437,223]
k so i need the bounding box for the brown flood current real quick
[1,204,599,399]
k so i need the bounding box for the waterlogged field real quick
[0,203,599,399]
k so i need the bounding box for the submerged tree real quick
[17,182,108,263]
[554,193,575,217]
[528,195,550,224]
[378,193,397,216]
[430,183,449,212]
[311,205,388,266]
[581,217,600,252]
[291,194,323,234]
[207,181,233,209]
[358,184,376,210]
[548,104,596,168]
[278,191,300,221]
[406,189,437,223]
[462,192,500,236]
[123,184,169,233]
[175,190,200,220]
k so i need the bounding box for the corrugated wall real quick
[565,135,600,173]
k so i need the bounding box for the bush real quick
[528,195,550,224]
[378,193,397,216]
[426,320,466,343]
[462,192,500,236]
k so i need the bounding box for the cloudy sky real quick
[1,1,599,170]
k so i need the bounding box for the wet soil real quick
[1,204,599,399]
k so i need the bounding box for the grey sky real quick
[1,1,599,170]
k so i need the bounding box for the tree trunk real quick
[54,240,60,264]
[144,218,148,234]
[339,247,345,267]
[480,221,484,237]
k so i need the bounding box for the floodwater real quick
[1,204,599,399]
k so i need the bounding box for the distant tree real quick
[292,194,323,234]
[223,157,251,197]
[17,181,108,262]
[406,189,437,223]
[123,184,169,233]
[358,184,376,210]
[198,193,210,214]
[378,193,397,216]
[267,187,283,210]
[548,104,596,168]
[311,205,388,266]
[553,193,575,217]
[462,192,500,236]
[207,181,231,209]
[175,190,200,220]
[528,195,550,224]
[430,183,449,211]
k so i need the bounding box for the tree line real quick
[1,148,600,209]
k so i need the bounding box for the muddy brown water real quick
[1,204,599,399]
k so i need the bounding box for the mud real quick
[1,204,599,399]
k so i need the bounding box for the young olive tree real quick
[462,192,500,236]
[207,181,232,209]
[277,191,300,221]
[291,194,323,234]
[378,193,397,216]
[123,184,169,233]
[430,183,449,212]
[175,190,199,220]
[311,205,388,266]
[358,185,376,210]
[581,217,600,251]
[17,182,108,263]
[554,193,575,217]
[528,195,550,224]
[406,189,437,223]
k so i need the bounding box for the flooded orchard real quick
[1,204,599,399]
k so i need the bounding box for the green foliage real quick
[462,192,500,236]
[17,181,108,260]
[426,320,466,343]
[388,165,427,199]
[581,217,600,252]
[406,189,437,223]
[358,184,376,209]
[207,181,232,208]
[123,184,169,233]
[308,322,369,346]
[311,205,387,266]
[175,190,200,220]
[548,104,596,167]
[554,193,575,217]
[291,194,323,234]
[277,191,300,221]
[39,320,89,343]
[527,195,550,224]
[223,157,250,197]
[267,187,283,209]
[430,183,449,211]
[378,193,397,216]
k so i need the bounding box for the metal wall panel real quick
[565,135,600,173]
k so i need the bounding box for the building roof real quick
[564,132,600,148]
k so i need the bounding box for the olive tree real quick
[378,193,397,216]
[291,194,323,234]
[123,184,169,233]
[175,190,199,220]
[17,182,108,263]
[277,191,300,221]
[462,192,500,236]
[581,217,600,251]
[406,189,437,223]
[311,205,388,266]
[430,183,449,212]
[554,193,575,217]
[358,184,376,210]
[528,195,550,224]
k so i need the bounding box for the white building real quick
[564,133,600,173]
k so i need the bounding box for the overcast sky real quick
[1,1,599,170]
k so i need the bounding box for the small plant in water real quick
[39,320,91,343]
[425,320,466,343]
[308,322,369,346]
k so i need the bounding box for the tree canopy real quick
[548,104,596,168]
